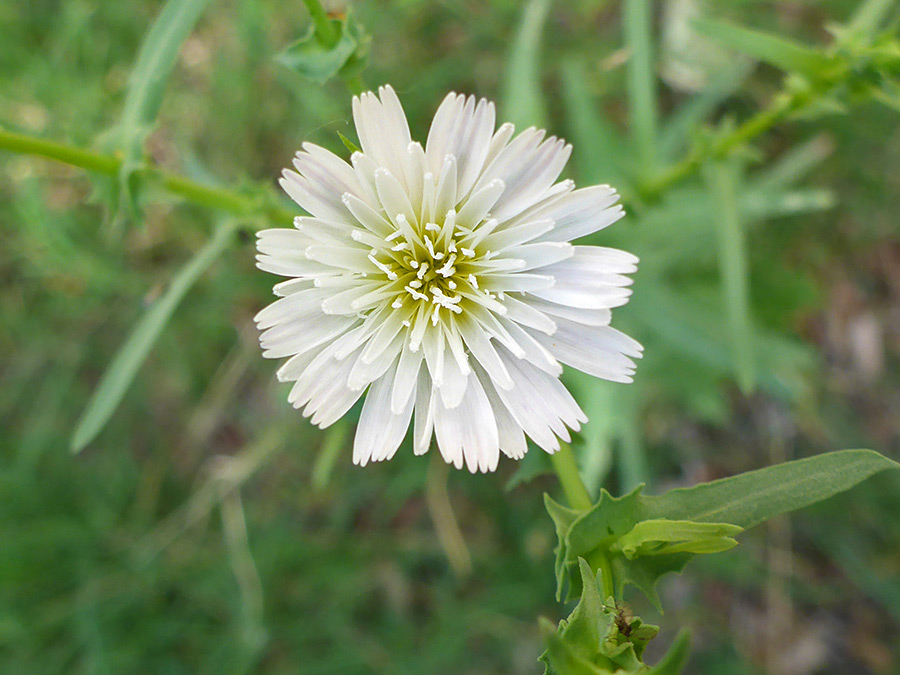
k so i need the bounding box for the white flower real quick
[256,85,642,473]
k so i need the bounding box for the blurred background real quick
[2,0,899,673]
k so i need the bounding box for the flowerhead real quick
[256,85,642,473]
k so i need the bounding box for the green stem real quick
[589,548,616,601]
[624,0,659,174]
[550,445,617,599]
[549,443,592,511]
[0,128,294,224]
[641,88,806,198]
[302,0,340,47]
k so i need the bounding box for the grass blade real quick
[559,58,626,188]
[624,0,659,174]
[691,17,830,78]
[705,158,755,394]
[501,0,551,129]
[71,221,237,453]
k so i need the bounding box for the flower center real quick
[359,207,502,338]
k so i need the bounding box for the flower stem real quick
[549,443,592,511]
[641,85,810,198]
[302,0,340,48]
[550,445,617,599]
[0,128,294,225]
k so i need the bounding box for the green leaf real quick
[501,0,551,129]
[641,449,900,529]
[691,17,831,79]
[545,494,581,600]
[843,0,898,43]
[276,13,369,85]
[539,617,609,675]
[105,0,212,227]
[562,560,608,649]
[614,520,742,559]
[71,221,237,453]
[547,450,899,608]
[559,59,626,188]
[646,630,691,675]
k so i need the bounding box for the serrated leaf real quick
[539,617,610,675]
[692,17,831,78]
[276,14,369,85]
[561,559,609,650]
[545,494,581,600]
[547,450,898,608]
[71,221,237,453]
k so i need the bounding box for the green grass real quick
[1,1,899,673]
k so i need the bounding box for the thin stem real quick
[641,88,806,198]
[0,128,119,174]
[302,0,340,47]
[550,445,617,599]
[549,443,592,512]
[0,128,294,225]
[589,547,616,601]
[425,454,472,578]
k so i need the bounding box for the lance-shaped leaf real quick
[71,221,237,453]
[102,0,212,226]
[692,16,832,79]
[640,449,899,528]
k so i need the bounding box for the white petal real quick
[391,345,423,414]
[505,241,574,270]
[525,297,613,327]
[260,314,356,359]
[374,167,417,227]
[478,369,528,459]
[433,373,500,473]
[458,314,514,390]
[413,368,435,455]
[532,186,624,242]
[476,132,572,222]
[530,320,643,383]
[493,349,586,453]
[352,85,412,183]
[455,179,504,228]
[348,332,403,391]
[426,94,497,199]
[279,170,347,222]
[501,295,557,334]
[353,362,415,466]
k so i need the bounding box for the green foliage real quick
[548,450,899,608]
[71,220,238,453]
[691,17,833,79]
[100,0,212,227]
[501,0,551,129]
[540,559,686,674]
[276,11,369,86]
